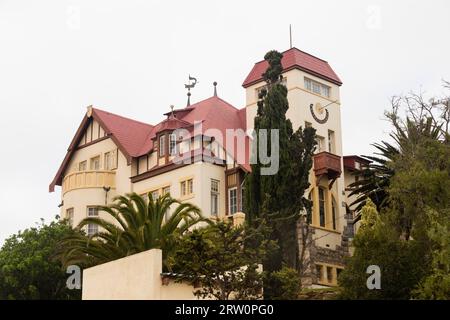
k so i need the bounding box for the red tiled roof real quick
[242,47,342,88]
[137,96,250,165]
[93,108,153,158]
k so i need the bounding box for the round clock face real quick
[310,103,329,124]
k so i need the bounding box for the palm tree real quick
[347,140,398,217]
[348,115,441,221]
[57,192,205,271]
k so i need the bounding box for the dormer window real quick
[169,133,177,155]
[159,135,166,157]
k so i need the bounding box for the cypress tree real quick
[244,50,316,298]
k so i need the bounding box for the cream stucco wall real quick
[132,161,227,219]
[82,249,200,300]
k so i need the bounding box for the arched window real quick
[318,187,326,227]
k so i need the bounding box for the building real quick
[50,47,354,288]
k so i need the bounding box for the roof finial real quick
[213,81,218,96]
[184,74,198,107]
[187,92,191,106]
[170,105,175,117]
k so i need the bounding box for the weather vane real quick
[185,75,198,106]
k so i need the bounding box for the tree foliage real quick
[0,218,81,300]
[172,221,276,300]
[57,193,204,271]
[413,209,450,299]
[338,201,430,299]
[267,266,301,300]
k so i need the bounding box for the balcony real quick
[62,170,116,195]
[313,151,342,182]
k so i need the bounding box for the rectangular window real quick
[79,161,87,171]
[151,190,159,201]
[104,152,112,170]
[87,207,99,236]
[316,136,325,152]
[312,81,321,94]
[304,78,312,91]
[211,179,219,216]
[228,187,237,215]
[332,198,337,230]
[319,188,326,227]
[159,135,166,156]
[322,85,330,98]
[162,186,170,196]
[181,181,186,197]
[66,208,74,226]
[304,77,331,98]
[188,179,193,194]
[336,268,343,281]
[169,133,177,155]
[104,150,117,170]
[327,266,333,283]
[90,156,100,170]
[181,179,193,197]
[328,130,335,154]
[316,264,324,282]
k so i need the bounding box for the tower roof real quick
[242,47,342,88]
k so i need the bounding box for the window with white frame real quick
[162,186,170,196]
[169,133,177,155]
[210,179,219,216]
[79,160,87,171]
[181,179,193,197]
[228,187,238,215]
[159,135,166,156]
[90,156,100,170]
[316,135,326,152]
[304,78,331,98]
[87,207,99,236]
[328,130,335,154]
[104,150,117,170]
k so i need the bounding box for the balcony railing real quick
[313,151,342,180]
[62,170,116,195]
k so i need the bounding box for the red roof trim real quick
[49,114,90,192]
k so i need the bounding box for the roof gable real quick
[49,107,153,192]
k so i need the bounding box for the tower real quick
[242,47,347,287]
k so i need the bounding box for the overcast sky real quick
[0,0,449,243]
